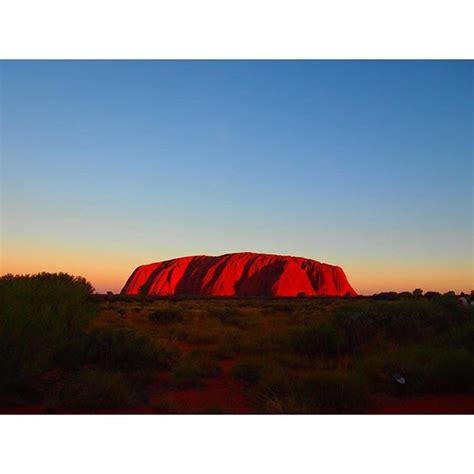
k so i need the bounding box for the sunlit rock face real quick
[121,252,357,297]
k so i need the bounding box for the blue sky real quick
[1,60,472,293]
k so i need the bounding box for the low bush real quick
[171,355,220,389]
[290,371,369,413]
[427,349,474,393]
[169,323,222,345]
[290,323,343,358]
[251,367,292,405]
[331,297,465,353]
[62,327,178,370]
[359,345,474,395]
[207,306,243,326]
[436,320,474,353]
[232,359,264,386]
[58,368,139,409]
[149,308,183,324]
[250,369,369,414]
[202,404,225,414]
[209,344,236,360]
[0,273,95,392]
[262,303,295,315]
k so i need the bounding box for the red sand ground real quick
[0,360,250,415]
[122,252,357,297]
[3,393,474,415]
[2,368,473,414]
[369,394,474,414]
[149,360,251,414]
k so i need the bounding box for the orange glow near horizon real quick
[2,243,472,295]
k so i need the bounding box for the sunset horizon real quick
[1,60,472,295]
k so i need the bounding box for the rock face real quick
[121,252,357,297]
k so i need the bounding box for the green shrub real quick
[232,354,369,414]
[293,371,369,413]
[458,323,474,352]
[209,344,236,360]
[232,359,264,386]
[428,350,474,393]
[58,368,139,409]
[0,273,95,392]
[171,355,220,389]
[436,321,474,353]
[77,328,177,370]
[331,297,465,353]
[170,323,221,344]
[149,308,184,324]
[202,404,225,414]
[262,303,295,315]
[250,366,292,405]
[359,345,474,395]
[250,369,369,414]
[208,306,242,326]
[290,323,343,358]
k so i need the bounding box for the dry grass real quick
[3,279,472,413]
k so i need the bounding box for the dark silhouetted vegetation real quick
[56,327,177,371]
[1,274,472,413]
[56,368,140,409]
[0,273,95,393]
[171,353,220,389]
[149,308,184,324]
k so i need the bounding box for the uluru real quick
[121,252,357,297]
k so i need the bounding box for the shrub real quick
[0,273,95,392]
[58,368,139,409]
[170,324,221,344]
[202,404,225,414]
[251,369,369,414]
[436,320,474,353]
[149,308,183,324]
[290,371,369,413]
[424,291,442,299]
[78,328,177,370]
[250,366,292,406]
[171,355,220,389]
[262,303,295,315]
[331,297,465,353]
[372,292,399,301]
[207,306,242,326]
[209,344,236,360]
[459,323,474,352]
[428,350,474,393]
[232,359,264,386]
[359,345,474,395]
[290,323,343,358]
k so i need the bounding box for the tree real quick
[413,288,423,297]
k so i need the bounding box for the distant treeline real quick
[90,290,466,303]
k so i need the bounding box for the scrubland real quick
[1,273,473,413]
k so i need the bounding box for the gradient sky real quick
[1,60,472,294]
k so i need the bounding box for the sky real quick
[1,60,472,294]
